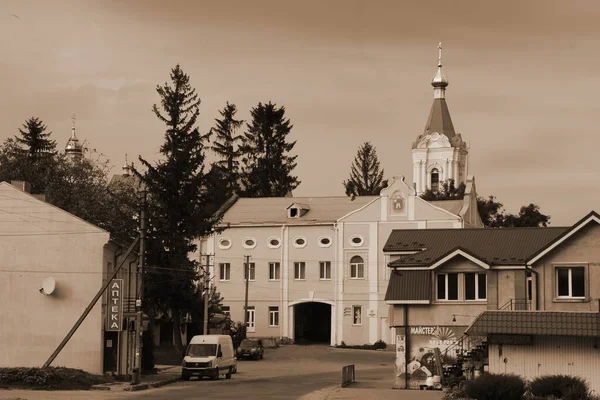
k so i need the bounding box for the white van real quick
[182,335,236,380]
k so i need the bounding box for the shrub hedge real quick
[0,367,112,390]
[529,374,590,400]
[464,373,526,400]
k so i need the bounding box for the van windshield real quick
[186,344,217,357]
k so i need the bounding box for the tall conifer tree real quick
[134,65,219,353]
[210,102,243,198]
[343,141,387,198]
[239,102,300,197]
[15,117,56,158]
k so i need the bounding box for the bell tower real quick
[412,43,468,195]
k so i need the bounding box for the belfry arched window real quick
[431,168,440,192]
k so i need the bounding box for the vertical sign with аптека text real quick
[106,279,123,331]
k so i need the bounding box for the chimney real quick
[10,180,31,193]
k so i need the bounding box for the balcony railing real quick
[499,298,531,311]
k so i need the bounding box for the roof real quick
[219,196,376,225]
[412,99,456,149]
[465,311,600,337]
[429,200,464,216]
[384,227,569,267]
[385,270,431,303]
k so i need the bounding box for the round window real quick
[350,236,364,246]
[320,237,330,245]
[295,238,305,245]
[221,239,231,247]
[270,238,280,246]
[351,237,362,244]
[245,239,255,247]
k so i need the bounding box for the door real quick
[246,308,256,333]
[103,331,119,373]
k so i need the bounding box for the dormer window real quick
[287,202,309,218]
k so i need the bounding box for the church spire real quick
[431,42,449,99]
[65,113,83,161]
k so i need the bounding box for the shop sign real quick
[106,279,123,331]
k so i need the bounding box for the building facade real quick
[0,181,138,375]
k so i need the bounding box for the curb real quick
[92,375,180,392]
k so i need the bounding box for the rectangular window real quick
[222,306,230,316]
[557,267,585,298]
[219,263,231,281]
[527,272,533,302]
[269,262,281,280]
[350,257,365,279]
[352,306,362,325]
[465,273,487,300]
[437,273,458,300]
[268,306,279,327]
[246,306,256,332]
[294,262,306,280]
[244,262,255,281]
[320,261,331,280]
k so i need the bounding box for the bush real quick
[530,375,590,400]
[0,367,112,390]
[335,341,387,351]
[464,373,525,400]
[373,340,387,350]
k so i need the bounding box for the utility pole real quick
[132,190,147,385]
[243,255,251,327]
[202,254,212,335]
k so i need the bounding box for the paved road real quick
[137,367,390,400]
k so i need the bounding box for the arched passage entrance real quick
[293,302,331,344]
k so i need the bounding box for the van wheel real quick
[211,367,219,380]
[181,373,191,381]
[226,367,232,379]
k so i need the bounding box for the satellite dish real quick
[41,276,56,295]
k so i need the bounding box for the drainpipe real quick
[525,264,539,311]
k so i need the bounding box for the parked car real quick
[236,338,264,360]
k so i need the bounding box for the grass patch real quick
[0,367,114,390]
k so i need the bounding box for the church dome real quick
[65,127,83,153]
[431,66,448,88]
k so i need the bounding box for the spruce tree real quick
[343,141,387,198]
[134,65,218,353]
[16,117,56,158]
[240,102,300,197]
[210,102,244,198]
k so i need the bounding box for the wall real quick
[534,223,600,312]
[0,184,109,373]
[489,336,600,393]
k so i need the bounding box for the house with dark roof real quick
[384,211,600,391]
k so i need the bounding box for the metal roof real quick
[384,270,431,302]
[219,196,377,225]
[429,200,464,216]
[465,311,600,337]
[384,227,569,267]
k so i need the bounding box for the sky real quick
[2,0,600,226]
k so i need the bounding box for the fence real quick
[341,364,356,387]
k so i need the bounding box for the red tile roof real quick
[384,227,568,267]
[384,270,431,302]
[465,311,600,337]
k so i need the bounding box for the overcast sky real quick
[2,0,599,226]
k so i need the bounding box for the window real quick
[465,273,487,300]
[527,271,533,302]
[293,237,307,248]
[219,263,231,281]
[349,236,364,247]
[556,267,585,298]
[243,237,257,249]
[218,238,232,250]
[268,237,281,248]
[245,307,256,332]
[222,306,230,316]
[269,306,279,327]
[320,261,331,280]
[350,256,365,279]
[294,262,306,280]
[244,262,256,281]
[289,207,298,218]
[269,262,281,280]
[437,273,458,300]
[352,306,362,325]
[431,168,440,192]
[318,236,332,248]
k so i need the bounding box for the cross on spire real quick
[71,113,76,128]
[438,42,443,67]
